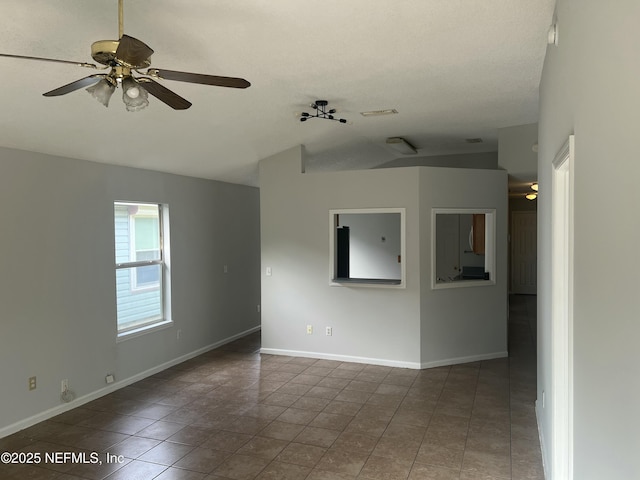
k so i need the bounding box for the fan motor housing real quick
[91,40,151,68]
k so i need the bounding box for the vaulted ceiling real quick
[0,0,554,186]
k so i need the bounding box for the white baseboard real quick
[260,348,508,370]
[536,399,550,479]
[260,348,422,369]
[0,325,261,439]
[420,350,508,369]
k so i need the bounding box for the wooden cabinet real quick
[472,214,485,254]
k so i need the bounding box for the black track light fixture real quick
[299,100,348,124]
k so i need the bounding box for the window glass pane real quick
[134,216,160,261]
[114,203,160,263]
[116,266,162,330]
[136,263,161,288]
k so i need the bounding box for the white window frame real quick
[328,207,406,288]
[431,208,496,290]
[114,202,172,339]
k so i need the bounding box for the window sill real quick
[432,279,495,290]
[117,319,173,342]
[331,278,403,288]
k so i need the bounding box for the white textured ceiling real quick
[0,0,554,186]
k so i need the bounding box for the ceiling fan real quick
[0,0,250,111]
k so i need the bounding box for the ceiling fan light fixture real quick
[86,78,115,107]
[122,76,149,112]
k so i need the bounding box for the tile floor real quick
[0,295,543,479]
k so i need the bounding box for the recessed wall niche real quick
[329,208,406,287]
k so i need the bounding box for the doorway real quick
[511,211,537,294]
[551,135,574,479]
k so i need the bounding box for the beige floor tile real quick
[255,460,311,480]
[154,467,207,479]
[306,468,358,480]
[309,412,353,431]
[276,407,319,425]
[416,443,464,470]
[212,453,270,480]
[461,449,511,479]
[294,426,341,448]
[332,431,379,455]
[358,454,413,480]
[257,421,305,441]
[235,436,288,460]
[409,462,461,480]
[322,400,362,416]
[315,447,368,476]
[275,441,326,467]
[371,436,420,462]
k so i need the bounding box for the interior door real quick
[511,211,537,294]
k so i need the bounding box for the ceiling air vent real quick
[465,138,483,143]
[360,109,399,117]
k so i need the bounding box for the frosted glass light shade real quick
[122,77,149,112]
[86,79,115,107]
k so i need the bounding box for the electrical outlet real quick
[28,376,36,391]
[223,265,228,273]
[306,325,313,335]
[326,326,332,336]
[257,305,261,313]
[61,379,69,394]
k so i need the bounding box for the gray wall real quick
[0,147,261,435]
[259,146,507,368]
[260,146,422,366]
[376,151,498,170]
[419,168,508,366]
[537,1,640,479]
[498,123,538,180]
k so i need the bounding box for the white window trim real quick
[115,202,172,338]
[431,208,496,290]
[328,207,406,289]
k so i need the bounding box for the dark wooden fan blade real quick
[150,69,251,89]
[138,78,192,110]
[43,75,106,97]
[0,53,97,69]
[115,34,154,67]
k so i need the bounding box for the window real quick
[114,202,171,336]
[329,208,406,287]
[432,208,496,289]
